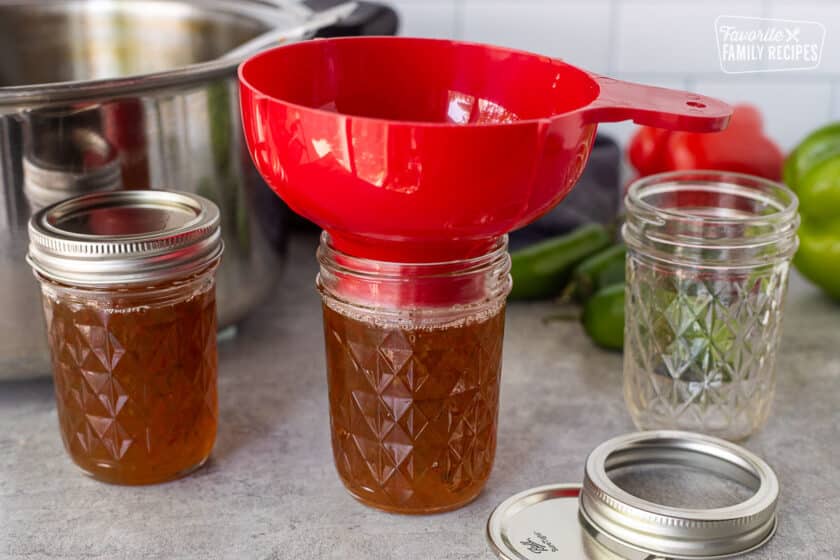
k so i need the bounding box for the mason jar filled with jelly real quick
[317,233,512,513]
[27,191,223,485]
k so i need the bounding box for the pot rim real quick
[0,0,309,108]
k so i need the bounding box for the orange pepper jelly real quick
[317,234,512,513]
[27,191,223,485]
[41,275,218,485]
[323,304,505,513]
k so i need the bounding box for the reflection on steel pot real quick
[23,111,123,210]
[0,0,398,379]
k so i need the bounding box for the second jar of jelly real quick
[27,191,223,485]
[317,234,512,513]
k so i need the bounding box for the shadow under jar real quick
[317,234,512,513]
[27,191,223,484]
[622,171,799,441]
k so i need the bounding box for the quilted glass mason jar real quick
[622,171,799,441]
[27,191,223,484]
[317,234,512,513]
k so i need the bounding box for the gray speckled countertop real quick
[2,233,839,560]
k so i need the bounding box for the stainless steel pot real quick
[0,0,396,379]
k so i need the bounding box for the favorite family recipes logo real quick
[716,15,825,73]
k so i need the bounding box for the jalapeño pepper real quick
[509,224,611,300]
[582,283,625,351]
[567,244,626,302]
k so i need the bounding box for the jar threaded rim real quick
[623,171,799,267]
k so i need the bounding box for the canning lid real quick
[487,431,779,560]
[27,190,223,286]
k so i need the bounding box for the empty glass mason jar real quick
[622,171,799,440]
[317,234,512,513]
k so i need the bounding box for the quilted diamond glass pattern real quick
[42,275,218,484]
[323,303,505,513]
[624,255,790,440]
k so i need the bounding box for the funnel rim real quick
[237,35,600,129]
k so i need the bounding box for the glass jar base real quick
[71,454,211,485]
[339,476,486,514]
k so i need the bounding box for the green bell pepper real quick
[786,125,840,300]
[784,123,840,188]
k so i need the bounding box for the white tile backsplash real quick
[767,1,840,74]
[390,0,460,39]
[831,84,840,120]
[380,0,840,147]
[462,0,613,73]
[613,0,764,74]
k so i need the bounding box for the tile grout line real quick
[828,82,838,120]
[606,0,619,75]
[453,0,465,40]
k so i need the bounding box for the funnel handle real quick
[583,76,732,132]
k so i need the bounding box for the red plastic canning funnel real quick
[239,37,731,262]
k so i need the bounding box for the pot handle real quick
[305,0,399,37]
[582,76,732,132]
[221,2,358,62]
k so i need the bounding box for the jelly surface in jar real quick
[323,302,505,514]
[42,274,218,485]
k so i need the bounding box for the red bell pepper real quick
[628,104,783,181]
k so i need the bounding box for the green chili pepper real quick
[582,283,625,351]
[509,224,611,300]
[567,244,626,302]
